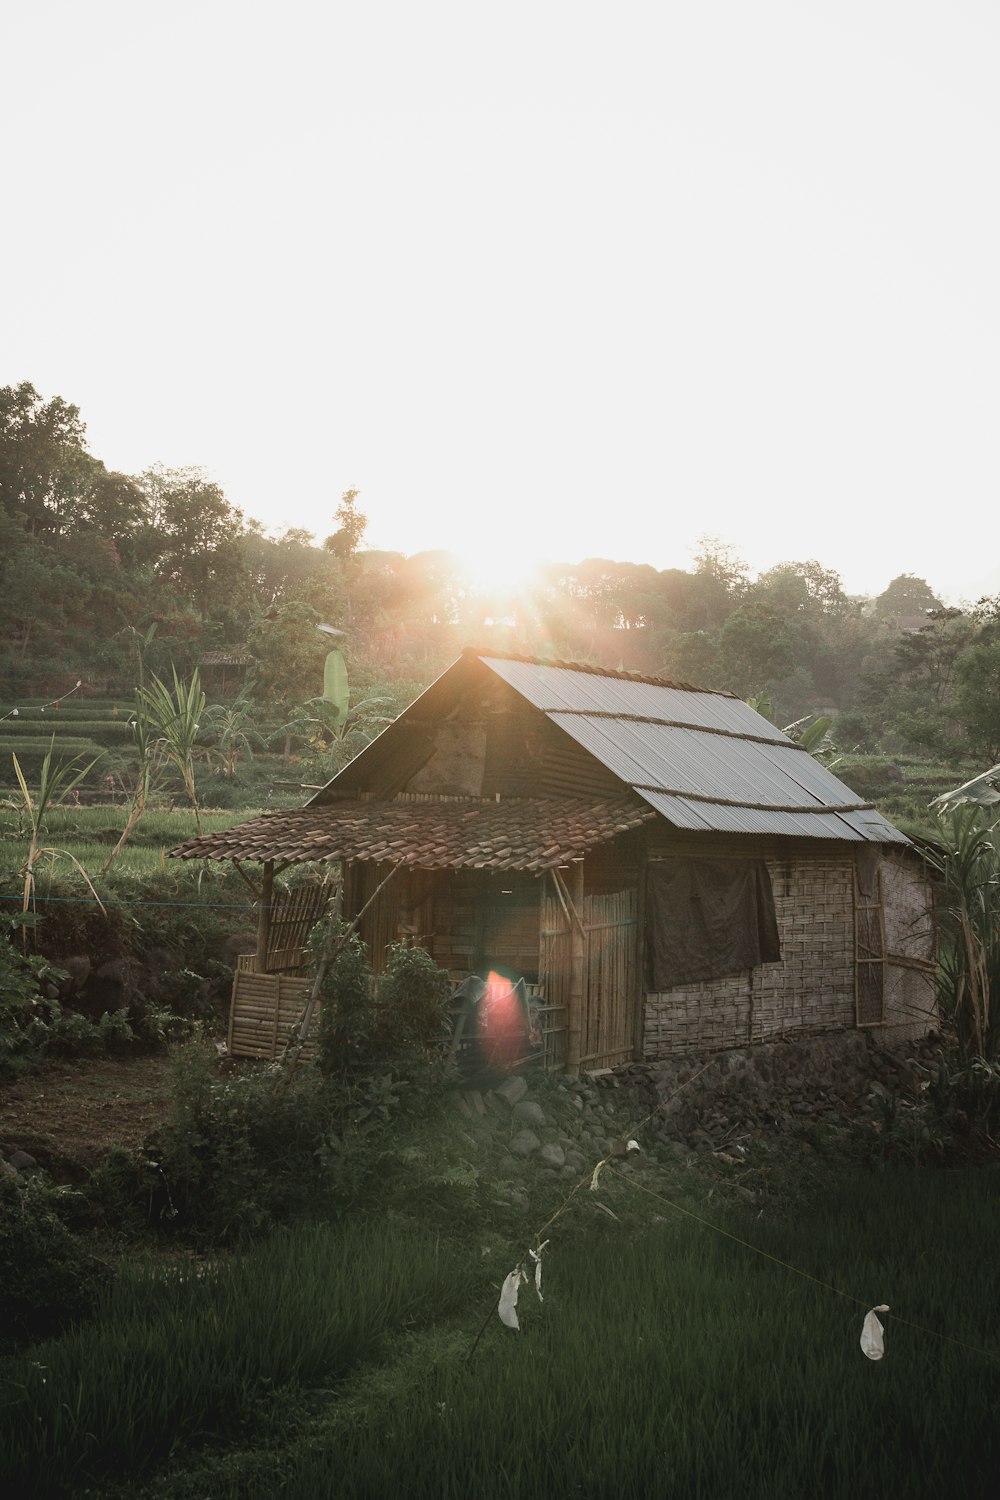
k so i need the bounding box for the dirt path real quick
[0,1053,175,1177]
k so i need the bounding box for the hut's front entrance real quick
[346,864,544,984]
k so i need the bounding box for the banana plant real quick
[930,764,1000,814]
[782,713,837,760]
[12,741,103,914]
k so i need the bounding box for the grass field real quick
[2,1162,998,1499]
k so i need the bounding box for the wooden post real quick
[631,844,648,1061]
[256,860,275,974]
[566,860,585,1076]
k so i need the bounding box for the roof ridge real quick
[466,646,736,697]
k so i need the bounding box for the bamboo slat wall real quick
[264,882,332,973]
[578,888,637,1070]
[644,854,857,1055]
[643,851,936,1056]
[855,867,886,1026]
[540,892,572,1071]
[540,886,636,1071]
[882,856,937,1040]
[228,971,315,1061]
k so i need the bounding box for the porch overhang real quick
[168,794,656,872]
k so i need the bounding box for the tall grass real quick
[0,1221,474,1496]
[2,1164,1000,1498]
[161,1167,1000,1500]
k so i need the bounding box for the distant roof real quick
[199,650,253,667]
[470,651,905,844]
[170,795,655,871]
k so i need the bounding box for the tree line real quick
[2,380,998,762]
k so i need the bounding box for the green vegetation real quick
[0,1220,475,1498]
[2,1155,998,1498]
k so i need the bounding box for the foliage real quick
[247,600,331,714]
[136,666,206,833]
[376,941,452,1054]
[201,691,266,778]
[0,1219,474,1496]
[313,921,380,1075]
[152,1044,342,1239]
[0,1172,108,1344]
[10,738,102,911]
[924,807,1000,1060]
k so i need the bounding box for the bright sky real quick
[3,2,997,601]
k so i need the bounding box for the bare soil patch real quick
[0,1053,176,1178]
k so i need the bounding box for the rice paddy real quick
[2,1164,998,1498]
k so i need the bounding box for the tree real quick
[953,640,1000,761]
[874,573,943,621]
[716,602,799,697]
[247,601,330,712]
[138,465,247,620]
[0,382,95,538]
[323,488,367,561]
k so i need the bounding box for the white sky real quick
[2,1,997,601]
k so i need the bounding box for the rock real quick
[8,1149,37,1171]
[509,1130,541,1157]
[540,1142,566,1169]
[493,1076,529,1107]
[512,1100,548,1130]
[58,955,91,993]
[563,1149,587,1172]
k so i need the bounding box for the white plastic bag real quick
[498,1266,527,1329]
[860,1305,890,1361]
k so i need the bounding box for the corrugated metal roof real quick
[479,654,906,845]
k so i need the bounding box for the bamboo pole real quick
[566,861,585,1076]
[255,861,275,973]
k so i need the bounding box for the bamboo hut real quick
[171,649,936,1070]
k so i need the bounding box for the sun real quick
[454,540,548,598]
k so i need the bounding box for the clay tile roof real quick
[168,795,655,871]
[199,650,254,667]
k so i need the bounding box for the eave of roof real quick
[168,795,656,871]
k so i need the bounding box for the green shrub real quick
[153,1044,342,1240]
[313,922,381,1075]
[0,1174,108,1344]
[377,941,452,1055]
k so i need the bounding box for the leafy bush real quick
[310,922,452,1077]
[377,941,452,1055]
[0,1174,108,1344]
[152,1044,343,1240]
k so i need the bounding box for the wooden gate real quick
[541,883,638,1072]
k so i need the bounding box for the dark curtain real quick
[645,858,781,990]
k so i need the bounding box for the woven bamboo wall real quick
[643,850,937,1056]
[579,888,637,1069]
[882,855,938,1041]
[643,854,856,1056]
[228,971,315,1061]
